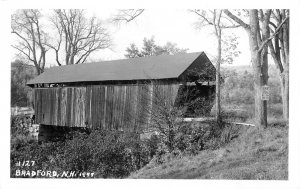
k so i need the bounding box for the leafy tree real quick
[125,44,142,58]
[11,60,37,107]
[221,65,282,105]
[191,9,241,123]
[221,35,241,64]
[125,37,188,58]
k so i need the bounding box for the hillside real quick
[129,125,288,179]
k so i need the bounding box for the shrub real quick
[11,115,35,151]
[175,122,209,154]
[147,120,240,166]
[10,120,242,178]
[11,115,32,135]
[56,130,141,178]
[11,129,155,178]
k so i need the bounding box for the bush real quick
[10,120,241,178]
[11,129,155,178]
[175,122,209,154]
[61,130,137,178]
[11,115,32,135]
[176,121,240,153]
[147,120,241,166]
[11,115,35,151]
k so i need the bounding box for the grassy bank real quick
[129,124,288,179]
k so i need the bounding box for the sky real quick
[11,9,252,68]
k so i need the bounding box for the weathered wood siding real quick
[33,83,179,130]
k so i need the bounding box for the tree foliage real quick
[125,37,188,58]
[221,66,282,105]
[220,35,241,64]
[11,60,36,107]
[191,9,241,123]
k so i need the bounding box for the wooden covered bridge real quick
[27,52,216,139]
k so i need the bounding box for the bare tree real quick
[48,9,111,65]
[191,9,240,123]
[268,10,289,121]
[224,9,288,128]
[11,9,48,75]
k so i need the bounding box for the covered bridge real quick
[27,52,216,136]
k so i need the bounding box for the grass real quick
[211,103,284,125]
[129,123,288,179]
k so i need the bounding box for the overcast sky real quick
[12,9,252,67]
[95,9,250,65]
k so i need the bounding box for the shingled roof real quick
[27,52,215,85]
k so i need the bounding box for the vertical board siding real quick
[98,86,105,130]
[33,82,180,131]
[66,88,71,127]
[107,86,114,130]
[124,85,133,130]
[100,86,106,130]
[132,85,139,131]
[56,88,61,126]
[85,86,91,128]
[90,86,97,129]
[112,86,120,130]
[61,88,67,126]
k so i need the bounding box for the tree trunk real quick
[214,11,222,124]
[284,70,289,120]
[223,9,272,128]
[280,71,289,121]
[282,11,289,121]
[251,53,266,128]
[248,10,268,129]
[215,32,221,123]
[70,55,75,65]
[35,64,41,75]
[260,10,270,129]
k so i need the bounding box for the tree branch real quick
[112,9,144,23]
[223,9,250,30]
[268,41,284,73]
[12,45,33,61]
[11,31,33,52]
[191,10,214,26]
[258,15,289,53]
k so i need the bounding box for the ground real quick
[129,124,288,179]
